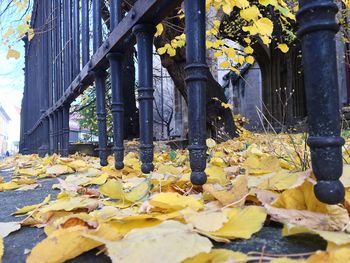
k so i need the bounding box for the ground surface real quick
[0,169,326,263]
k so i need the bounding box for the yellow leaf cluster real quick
[1,131,350,261]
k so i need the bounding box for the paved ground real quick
[0,169,326,262]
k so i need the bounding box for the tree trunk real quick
[153,18,237,140]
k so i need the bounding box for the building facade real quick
[0,104,11,156]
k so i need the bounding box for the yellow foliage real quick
[27,224,121,263]
[0,237,3,263]
[84,221,212,263]
[208,206,266,239]
[149,192,203,212]
[184,249,248,263]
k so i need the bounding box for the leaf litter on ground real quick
[0,131,350,262]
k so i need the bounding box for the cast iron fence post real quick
[297,0,345,204]
[93,0,108,166]
[107,52,125,169]
[49,114,54,155]
[185,0,208,185]
[94,69,109,166]
[107,0,124,169]
[133,24,156,174]
[62,105,70,157]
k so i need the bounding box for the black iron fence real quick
[20,0,345,205]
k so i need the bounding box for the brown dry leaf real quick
[266,205,342,231]
[344,190,350,214]
[271,181,349,231]
[27,224,121,263]
[84,220,212,263]
[252,188,279,205]
[203,174,248,207]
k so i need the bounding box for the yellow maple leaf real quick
[182,209,229,232]
[99,179,124,199]
[204,174,248,207]
[14,194,51,215]
[3,27,14,39]
[27,224,121,263]
[243,153,281,175]
[240,5,261,21]
[184,249,248,263]
[0,237,3,263]
[149,192,203,211]
[208,206,266,239]
[245,55,255,64]
[205,166,227,185]
[40,196,99,213]
[6,48,20,60]
[206,138,217,148]
[155,23,164,37]
[258,171,300,191]
[278,43,289,53]
[46,164,74,176]
[84,220,212,263]
[255,17,274,36]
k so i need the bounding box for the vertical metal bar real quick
[54,111,58,153]
[57,0,62,99]
[185,0,208,185]
[62,0,71,156]
[82,0,90,66]
[297,0,345,204]
[73,0,80,75]
[49,115,54,155]
[62,105,70,156]
[22,35,29,154]
[110,0,122,30]
[58,109,63,154]
[93,0,108,166]
[92,0,102,53]
[67,0,73,83]
[39,0,50,157]
[107,0,124,169]
[133,24,156,173]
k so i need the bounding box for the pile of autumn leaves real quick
[1,131,350,262]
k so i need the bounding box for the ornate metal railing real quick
[20,0,345,204]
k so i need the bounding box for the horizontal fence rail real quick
[20,0,346,205]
